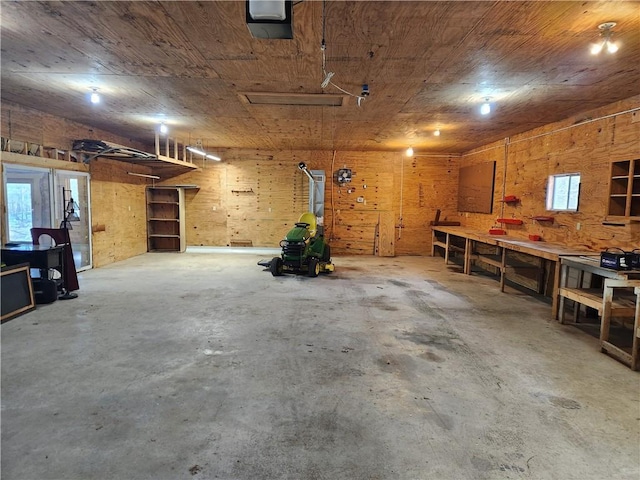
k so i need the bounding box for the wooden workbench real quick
[557,255,640,369]
[431,226,592,318]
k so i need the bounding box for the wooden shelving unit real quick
[146,186,187,252]
[607,159,640,220]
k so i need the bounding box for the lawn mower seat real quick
[297,212,317,238]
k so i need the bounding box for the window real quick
[546,173,580,211]
[6,182,34,241]
[3,165,53,242]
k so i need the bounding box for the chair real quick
[30,227,79,296]
[297,212,317,238]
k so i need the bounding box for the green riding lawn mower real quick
[267,212,335,277]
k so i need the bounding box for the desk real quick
[2,244,66,298]
[557,255,640,369]
[2,244,65,272]
[431,226,591,318]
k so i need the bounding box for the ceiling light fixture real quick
[405,147,414,157]
[434,129,441,137]
[480,99,491,115]
[159,123,168,135]
[246,0,293,39]
[187,146,221,162]
[90,89,100,104]
[590,22,618,55]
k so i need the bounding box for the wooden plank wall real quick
[1,101,152,267]
[1,102,149,152]
[164,150,461,255]
[392,154,460,255]
[459,95,640,251]
[3,96,637,267]
[89,159,149,267]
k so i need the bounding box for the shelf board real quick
[148,234,180,238]
[148,218,180,222]
[148,201,179,204]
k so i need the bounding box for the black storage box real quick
[630,249,640,269]
[600,248,632,271]
[33,278,58,304]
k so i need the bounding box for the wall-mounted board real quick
[1,263,36,322]
[457,161,496,213]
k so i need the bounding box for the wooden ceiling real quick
[1,1,639,154]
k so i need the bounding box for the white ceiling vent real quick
[240,92,345,107]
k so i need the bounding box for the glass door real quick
[55,171,92,271]
[3,164,53,243]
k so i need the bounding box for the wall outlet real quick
[576,222,581,230]
[212,206,217,211]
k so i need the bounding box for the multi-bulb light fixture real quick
[590,22,619,55]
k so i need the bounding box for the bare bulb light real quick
[405,147,414,157]
[90,91,100,104]
[159,123,168,134]
[434,129,441,137]
[480,102,491,115]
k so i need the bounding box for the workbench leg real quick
[553,260,563,322]
[632,287,640,371]
[572,270,585,324]
[499,247,506,292]
[430,230,436,257]
[464,238,471,274]
[444,233,450,266]
[537,258,546,295]
[600,281,614,351]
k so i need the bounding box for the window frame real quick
[546,172,581,212]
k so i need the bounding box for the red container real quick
[528,234,542,241]
[496,218,523,225]
[489,228,506,235]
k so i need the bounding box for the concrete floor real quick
[1,253,638,480]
